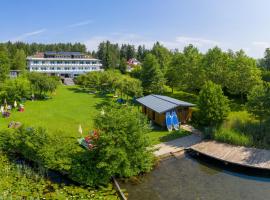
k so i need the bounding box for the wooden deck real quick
[188,140,270,170]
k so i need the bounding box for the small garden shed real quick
[136,94,195,127]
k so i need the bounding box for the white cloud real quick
[176,36,220,47]
[84,33,222,53]
[10,29,46,41]
[68,20,93,28]
[84,33,156,51]
[252,41,270,48]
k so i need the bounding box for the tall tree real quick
[137,45,148,62]
[12,49,26,71]
[246,83,270,127]
[151,42,171,73]
[141,53,166,94]
[227,50,262,101]
[97,41,120,69]
[0,46,10,82]
[260,48,270,70]
[202,46,232,88]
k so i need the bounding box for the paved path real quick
[189,140,270,170]
[153,125,202,157]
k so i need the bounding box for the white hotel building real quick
[27,52,103,78]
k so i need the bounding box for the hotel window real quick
[50,61,55,64]
[86,61,90,64]
[78,67,83,70]
[57,61,62,64]
[65,61,69,64]
[42,61,46,64]
[72,67,76,70]
[50,67,55,70]
[72,61,75,64]
[80,61,84,64]
[33,61,39,64]
[64,67,69,70]
[57,67,61,70]
[92,67,96,70]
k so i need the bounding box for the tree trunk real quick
[171,86,174,94]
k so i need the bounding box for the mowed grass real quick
[0,86,105,137]
[148,128,190,145]
[0,85,191,144]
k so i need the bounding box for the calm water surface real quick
[120,154,270,200]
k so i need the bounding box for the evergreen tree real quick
[12,49,26,71]
[0,46,10,82]
[141,53,166,94]
[151,42,171,73]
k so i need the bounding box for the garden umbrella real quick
[14,101,17,108]
[78,124,83,135]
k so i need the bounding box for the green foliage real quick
[246,83,270,123]
[151,42,172,73]
[166,45,204,92]
[97,41,120,69]
[141,53,166,94]
[119,58,127,74]
[0,103,154,186]
[11,49,26,71]
[202,46,232,88]
[213,111,270,149]
[120,44,136,60]
[226,50,262,99]
[77,71,143,98]
[214,128,253,146]
[0,153,119,199]
[28,72,59,98]
[197,81,230,126]
[258,48,270,70]
[3,41,87,57]
[0,47,10,82]
[93,104,154,181]
[0,76,31,103]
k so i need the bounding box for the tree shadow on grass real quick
[66,87,90,94]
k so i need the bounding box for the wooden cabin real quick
[136,94,195,127]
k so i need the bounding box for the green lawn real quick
[148,129,190,145]
[0,85,190,143]
[0,86,105,137]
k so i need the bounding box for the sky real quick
[1,0,270,58]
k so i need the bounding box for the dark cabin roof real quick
[136,94,195,114]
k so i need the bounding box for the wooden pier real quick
[188,141,270,170]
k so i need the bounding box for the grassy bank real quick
[213,111,270,149]
[0,153,119,199]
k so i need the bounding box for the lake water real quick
[120,153,270,200]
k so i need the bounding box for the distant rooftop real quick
[28,51,93,59]
[136,94,195,114]
[44,51,84,56]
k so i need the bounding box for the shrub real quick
[197,81,230,126]
[0,77,31,103]
[28,73,59,98]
